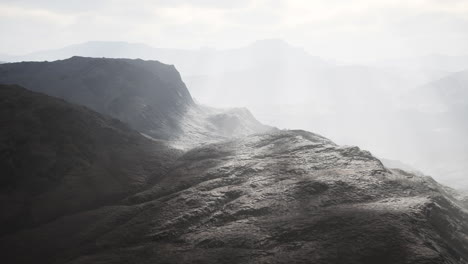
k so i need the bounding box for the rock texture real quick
[1,111,467,263]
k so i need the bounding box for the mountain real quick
[0,57,272,146]
[0,84,180,235]
[187,64,433,110]
[410,69,468,113]
[1,107,468,263]
[0,56,194,140]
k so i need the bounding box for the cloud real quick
[0,4,75,25]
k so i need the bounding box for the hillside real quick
[0,84,180,235]
[1,124,468,263]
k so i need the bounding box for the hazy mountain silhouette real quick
[394,70,468,186]
[412,69,468,113]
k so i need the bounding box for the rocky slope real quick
[1,101,467,263]
[0,57,272,144]
[0,84,180,236]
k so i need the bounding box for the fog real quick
[178,40,468,189]
[1,0,468,188]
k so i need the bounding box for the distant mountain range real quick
[396,70,468,185]
[410,69,468,113]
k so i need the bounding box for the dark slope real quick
[0,85,180,235]
[1,127,468,263]
[0,56,193,140]
[0,57,273,144]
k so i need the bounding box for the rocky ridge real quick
[0,57,272,144]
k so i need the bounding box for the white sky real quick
[1,0,468,62]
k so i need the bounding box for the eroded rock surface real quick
[2,127,468,264]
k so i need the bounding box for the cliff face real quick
[0,57,273,143]
[0,85,180,235]
[0,57,194,139]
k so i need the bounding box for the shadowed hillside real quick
[0,84,180,235]
[1,118,468,263]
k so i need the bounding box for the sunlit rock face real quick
[0,57,272,143]
[1,110,468,263]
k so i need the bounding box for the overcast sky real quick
[1,0,468,62]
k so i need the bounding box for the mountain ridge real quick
[0,56,273,145]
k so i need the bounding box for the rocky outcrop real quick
[1,124,467,263]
